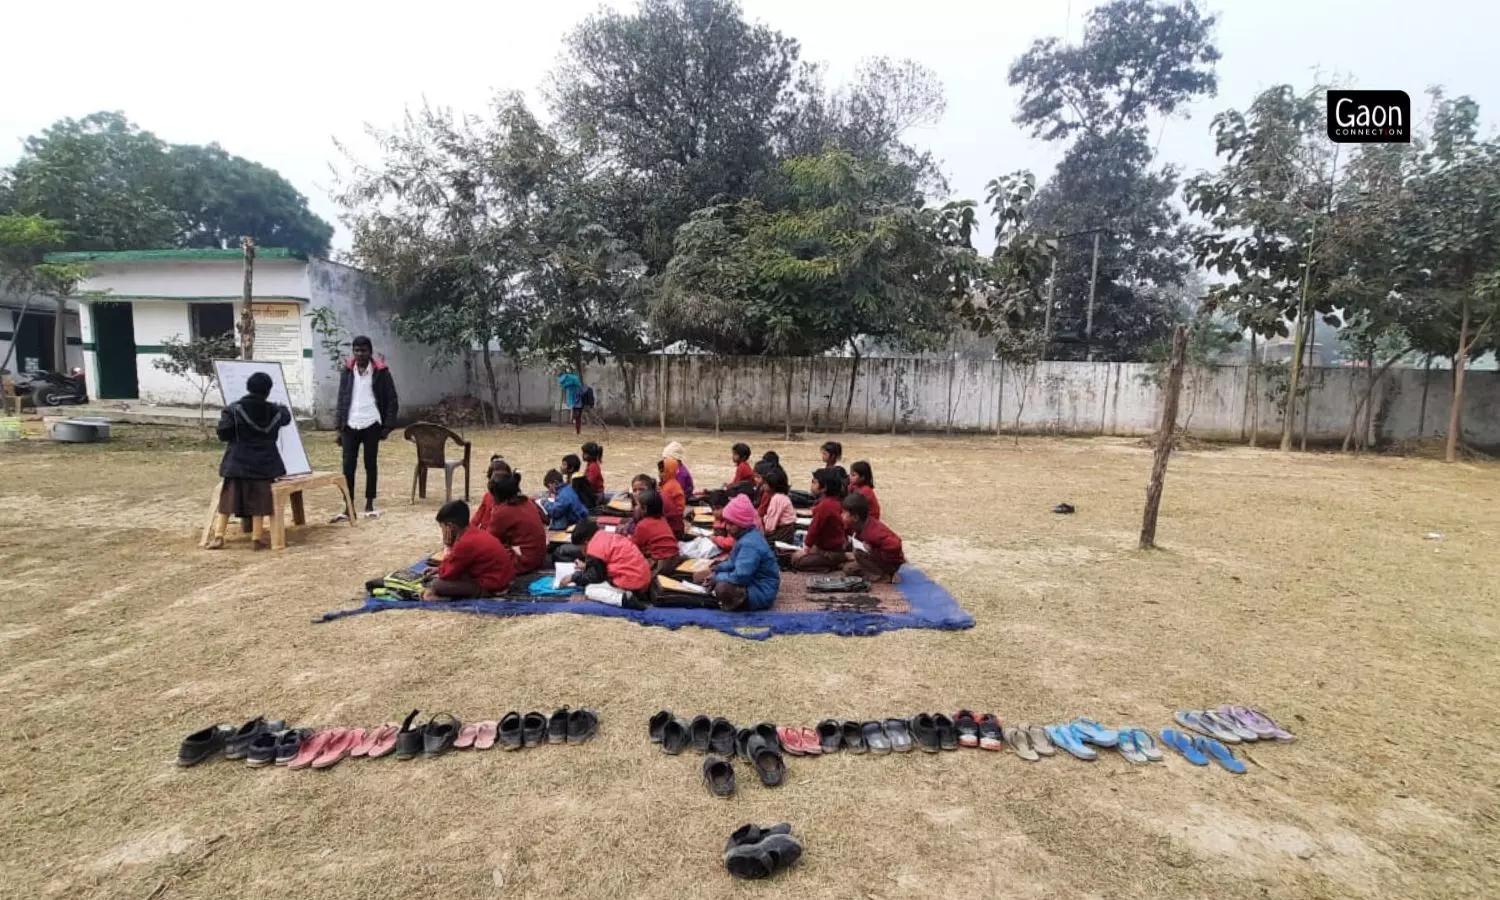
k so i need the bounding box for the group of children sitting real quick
[418,439,905,613]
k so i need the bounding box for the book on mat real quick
[675,558,713,574]
[774,540,799,552]
[851,537,868,553]
[658,575,709,595]
[553,562,574,589]
[547,530,571,544]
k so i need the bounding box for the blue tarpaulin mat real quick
[319,564,973,641]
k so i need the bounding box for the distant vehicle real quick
[17,368,88,407]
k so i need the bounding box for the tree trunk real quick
[1445,300,1470,463]
[841,348,861,432]
[802,359,813,434]
[1299,324,1314,452]
[53,297,68,373]
[1417,356,1432,437]
[239,237,256,360]
[1281,229,1316,451]
[712,359,724,436]
[1360,349,1382,451]
[658,357,667,436]
[480,348,499,427]
[512,359,522,425]
[889,362,899,435]
[945,347,957,435]
[783,358,794,440]
[618,356,637,428]
[1248,334,1260,447]
[1140,325,1190,550]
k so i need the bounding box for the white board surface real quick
[214,359,312,476]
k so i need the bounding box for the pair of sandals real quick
[1175,707,1294,744]
[178,715,288,766]
[1161,729,1246,773]
[701,739,784,790]
[1044,719,1127,761]
[723,823,803,880]
[443,708,600,753]
[286,725,402,769]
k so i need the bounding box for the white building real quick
[48,248,466,426]
[1,293,84,376]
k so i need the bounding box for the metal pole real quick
[0,294,36,372]
[1085,231,1101,358]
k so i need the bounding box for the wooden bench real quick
[199,471,356,550]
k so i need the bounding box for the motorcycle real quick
[17,368,88,407]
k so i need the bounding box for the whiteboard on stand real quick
[213,359,312,476]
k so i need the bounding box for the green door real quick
[91,302,139,400]
[11,310,56,372]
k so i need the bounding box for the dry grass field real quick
[2,423,1497,899]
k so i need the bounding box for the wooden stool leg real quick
[291,491,307,526]
[201,481,224,547]
[270,494,288,550]
[337,479,357,526]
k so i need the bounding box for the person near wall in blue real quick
[335,336,399,518]
[558,371,593,436]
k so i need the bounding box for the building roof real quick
[43,248,306,264]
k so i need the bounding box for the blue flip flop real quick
[1193,736,1247,774]
[1160,729,1209,765]
[1130,728,1163,762]
[1046,724,1097,760]
[1116,730,1149,764]
[1071,718,1120,747]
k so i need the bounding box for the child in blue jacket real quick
[543,468,590,531]
[695,494,780,611]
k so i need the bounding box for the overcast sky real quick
[4,0,1497,255]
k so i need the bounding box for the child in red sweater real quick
[469,457,512,531]
[848,460,881,520]
[559,519,653,606]
[581,442,607,497]
[425,500,515,599]
[725,442,755,495]
[840,492,904,583]
[630,489,682,576]
[791,468,848,571]
[484,474,549,574]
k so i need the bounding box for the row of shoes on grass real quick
[723,823,803,880]
[177,708,599,769]
[650,713,787,790]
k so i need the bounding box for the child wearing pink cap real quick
[694,495,780,611]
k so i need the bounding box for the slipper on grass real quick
[910,714,940,753]
[474,720,499,750]
[723,823,793,857]
[455,722,480,750]
[753,722,781,752]
[394,710,424,760]
[1160,729,1209,765]
[521,712,547,748]
[662,718,692,755]
[1004,725,1039,762]
[1071,718,1119,747]
[367,724,400,759]
[691,715,714,753]
[312,728,363,770]
[776,726,805,756]
[1206,709,1257,742]
[840,720,867,754]
[1175,710,1239,744]
[648,709,672,744]
[954,710,981,748]
[977,714,1004,751]
[933,714,959,751]
[567,709,598,745]
[1194,736,1246,774]
[1116,731,1149,764]
[1130,728,1163,762]
[422,714,460,757]
[724,843,773,880]
[287,729,337,770]
[883,718,914,753]
[547,708,570,744]
[862,721,892,755]
[736,728,755,761]
[799,727,823,756]
[1026,724,1055,757]
[746,735,786,787]
[1045,724,1097,761]
[703,756,736,798]
[709,718,737,755]
[1239,706,1295,742]
[816,720,842,754]
[274,729,312,766]
[499,712,524,750]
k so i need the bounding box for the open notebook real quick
[658,575,708,595]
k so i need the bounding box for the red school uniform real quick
[853,484,882,520]
[803,495,847,552]
[631,516,680,561]
[853,517,905,568]
[470,493,497,531]
[487,499,549,574]
[585,461,606,496]
[584,531,654,592]
[438,527,516,593]
[729,460,754,486]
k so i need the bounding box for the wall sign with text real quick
[1327,90,1412,144]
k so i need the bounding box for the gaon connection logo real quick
[1327,90,1412,143]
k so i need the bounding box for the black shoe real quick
[840,720,867,754]
[933,713,959,751]
[274,728,312,766]
[690,715,713,753]
[910,713,941,753]
[816,720,842,754]
[499,712,524,750]
[724,830,802,880]
[521,712,547,748]
[177,724,231,767]
[245,732,281,767]
[648,709,672,744]
[547,707,570,744]
[708,718,737,756]
[224,717,284,760]
[884,718,914,752]
[745,734,786,787]
[735,727,755,761]
[394,709,423,760]
[567,709,598,744]
[703,756,736,798]
[752,721,780,753]
[423,713,460,756]
[862,721,892,754]
[661,717,692,755]
[723,822,793,856]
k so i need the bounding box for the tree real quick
[551,0,798,273]
[1008,0,1220,361]
[152,333,239,435]
[6,111,332,256]
[0,214,89,374]
[1395,93,1500,461]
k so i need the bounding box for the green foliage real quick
[5,112,331,255]
[306,306,351,375]
[152,333,240,433]
[1008,0,1220,361]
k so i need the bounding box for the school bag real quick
[579,386,596,408]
